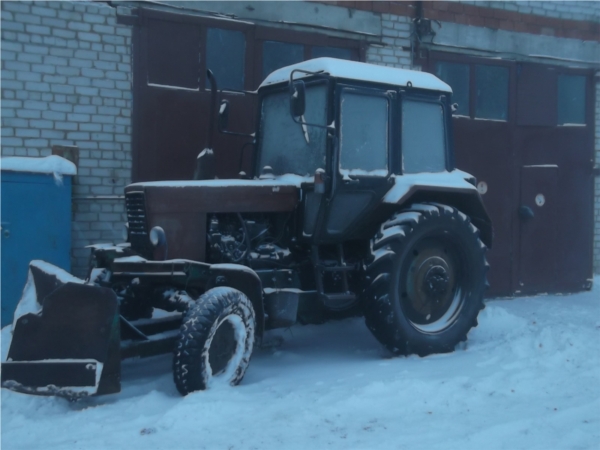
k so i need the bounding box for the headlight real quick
[149,226,166,247]
[122,223,129,242]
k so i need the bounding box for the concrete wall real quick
[1,1,133,277]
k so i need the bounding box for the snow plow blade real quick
[1,262,121,398]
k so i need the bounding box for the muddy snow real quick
[2,279,599,450]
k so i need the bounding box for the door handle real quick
[518,205,534,220]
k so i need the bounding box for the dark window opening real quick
[475,65,509,121]
[435,62,469,117]
[147,19,200,89]
[558,75,586,125]
[262,41,304,79]
[312,46,353,60]
[206,28,245,90]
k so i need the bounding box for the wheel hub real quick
[404,248,457,323]
[423,264,450,299]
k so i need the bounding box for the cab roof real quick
[259,57,452,93]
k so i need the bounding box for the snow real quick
[2,280,599,449]
[1,155,77,176]
[129,173,312,189]
[113,256,148,263]
[260,58,452,93]
[11,261,84,328]
[341,168,389,177]
[383,170,477,204]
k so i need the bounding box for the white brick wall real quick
[458,1,600,22]
[1,0,133,277]
[366,13,413,69]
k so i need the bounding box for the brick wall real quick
[366,13,412,69]
[459,1,600,23]
[318,1,599,41]
[424,2,599,41]
[1,1,133,277]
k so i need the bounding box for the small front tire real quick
[173,287,255,395]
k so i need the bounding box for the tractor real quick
[2,58,491,398]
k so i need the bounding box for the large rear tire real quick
[173,287,255,395]
[363,203,488,356]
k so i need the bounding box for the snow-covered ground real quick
[2,280,599,450]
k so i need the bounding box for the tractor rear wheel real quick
[363,203,488,356]
[173,287,255,395]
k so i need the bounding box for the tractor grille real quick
[125,192,148,237]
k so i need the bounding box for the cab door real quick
[316,85,395,242]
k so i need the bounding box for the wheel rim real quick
[400,237,466,333]
[206,314,246,381]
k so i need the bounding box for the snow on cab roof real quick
[260,57,452,93]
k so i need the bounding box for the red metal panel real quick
[132,9,363,184]
[517,166,558,294]
[453,118,514,297]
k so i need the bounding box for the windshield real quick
[258,84,328,176]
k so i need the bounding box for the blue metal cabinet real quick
[1,171,72,326]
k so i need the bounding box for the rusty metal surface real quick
[123,183,298,261]
[452,118,513,296]
[5,281,121,396]
[142,184,299,214]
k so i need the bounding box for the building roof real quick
[259,57,452,93]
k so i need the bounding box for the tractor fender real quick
[381,171,493,249]
[398,188,493,249]
[206,264,265,338]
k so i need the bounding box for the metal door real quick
[453,117,514,297]
[517,166,558,294]
[1,172,72,326]
[317,86,394,241]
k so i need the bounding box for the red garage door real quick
[427,53,594,296]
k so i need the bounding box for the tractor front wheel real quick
[173,287,255,395]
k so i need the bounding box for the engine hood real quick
[124,176,308,261]
[126,175,309,214]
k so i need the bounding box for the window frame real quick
[335,84,394,178]
[254,78,334,177]
[428,52,512,123]
[474,63,510,122]
[140,8,364,93]
[399,91,452,174]
[557,73,587,126]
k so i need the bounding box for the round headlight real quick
[122,223,129,242]
[149,226,166,247]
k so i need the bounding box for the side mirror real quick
[289,80,306,117]
[218,100,230,131]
